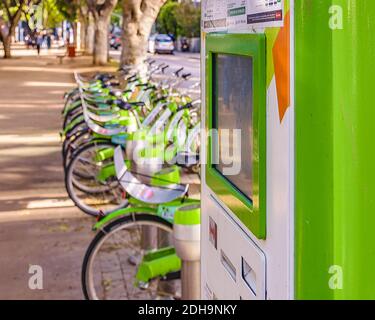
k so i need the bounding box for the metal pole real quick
[181,261,201,300]
[173,203,201,300]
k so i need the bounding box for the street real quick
[110,50,201,97]
[110,50,200,79]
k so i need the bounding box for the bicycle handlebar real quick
[177,99,201,111]
[174,67,184,77]
[182,73,192,80]
[113,100,145,111]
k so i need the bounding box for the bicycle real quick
[81,146,200,300]
[63,70,200,216]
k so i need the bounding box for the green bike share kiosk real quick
[200,0,375,299]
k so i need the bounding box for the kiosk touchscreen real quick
[213,54,253,201]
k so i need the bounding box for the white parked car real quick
[148,34,175,54]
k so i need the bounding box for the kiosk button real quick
[220,250,236,282]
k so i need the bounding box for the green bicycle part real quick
[151,166,181,186]
[127,129,148,141]
[146,131,165,144]
[94,198,200,230]
[111,133,129,145]
[63,114,84,135]
[166,101,178,113]
[96,163,116,183]
[95,102,113,109]
[94,147,115,162]
[120,118,138,128]
[92,132,111,140]
[138,145,165,159]
[118,117,136,127]
[174,203,201,226]
[156,198,201,223]
[118,110,138,127]
[96,107,120,116]
[84,93,111,104]
[96,160,131,183]
[127,129,165,144]
[63,99,81,116]
[143,246,176,262]
[135,248,181,284]
[137,141,180,163]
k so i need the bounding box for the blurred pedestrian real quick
[46,34,52,50]
[36,33,43,55]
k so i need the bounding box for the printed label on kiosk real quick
[202,0,284,31]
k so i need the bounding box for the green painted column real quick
[296,0,375,299]
[295,0,335,300]
[332,0,375,299]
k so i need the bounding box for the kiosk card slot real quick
[242,257,257,296]
[221,250,236,282]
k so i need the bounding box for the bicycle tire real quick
[65,141,126,216]
[82,214,175,300]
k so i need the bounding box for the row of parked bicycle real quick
[61,60,201,300]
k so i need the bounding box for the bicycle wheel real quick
[64,120,87,142]
[62,104,82,130]
[65,142,127,216]
[62,129,93,169]
[82,214,180,300]
[66,140,114,181]
[63,109,83,130]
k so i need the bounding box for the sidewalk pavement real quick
[0,47,116,299]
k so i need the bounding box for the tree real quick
[41,0,65,29]
[0,0,33,58]
[120,0,167,73]
[57,0,94,53]
[21,2,39,34]
[84,10,95,54]
[174,0,200,38]
[55,0,79,44]
[156,0,178,36]
[88,0,118,65]
[78,4,89,52]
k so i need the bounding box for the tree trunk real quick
[89,0,118,65]
[93,16,110,65]
[0,0,25,59]
[85,12,95,55]
[120,0,167,73]
[72,22,78,46]
[80,20,86,52]
[3,36,12,59]
[78,5,89,53]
